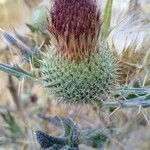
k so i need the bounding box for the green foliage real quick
[35,130,68,149]
[69,124,78,148]
[0,63,36,80]
[31,47,43,68]
[35,117,107,149]
[102,0,113,39]
[103,83,150,109]
[79,128,107,148]
[116,86,150,95]
[61,117,75,137]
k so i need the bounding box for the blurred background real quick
[0,0,150,150]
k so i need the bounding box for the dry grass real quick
[0,0,150,150]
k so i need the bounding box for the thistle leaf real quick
[0,63,36,80]
[61,117,75,137]
[102,0,113,39]
[0,28,32,62]
[116,87,150,95]
[34,130,68,149]
[60,145,75,150]
[69,124,78,148]
[79,128,108,148]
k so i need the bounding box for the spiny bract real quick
[41,46,118,106]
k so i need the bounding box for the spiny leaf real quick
[34,130,68,149]
[0,28,32,62]
[103,95,150,109]
[79,128,108,148]
[116,86,150,95]
[0,63,36,80]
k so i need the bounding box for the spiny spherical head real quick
[41,47,118,106]
[48,0,101,60]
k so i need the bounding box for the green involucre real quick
[41,47,118,106]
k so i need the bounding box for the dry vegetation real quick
[0,0,150,150]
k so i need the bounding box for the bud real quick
[48,0,101,60]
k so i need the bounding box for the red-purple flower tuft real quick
[48,0,101,60]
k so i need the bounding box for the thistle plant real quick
[0,0,116,148]
[1,0,150,149]
[0,0,118,107]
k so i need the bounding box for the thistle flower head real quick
[41,0,118,107]
[48,0,101,60]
